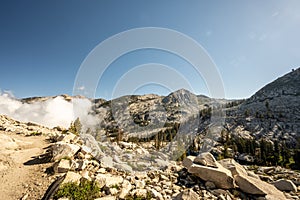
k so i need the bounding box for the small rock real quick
[97,168,106,174]
[54,159,71,173]
[258,166,275,174]
[77,152,85,159]
[135,180,146,189]
[131,189,148,198]
[182,156,195,169]
[81,170,90,180]
[119,180,132,199]
[174,189,200,200]
[160,174,169,181]
[109,187,118,195]
[149,188,163,200]
[194,152,218,168]
[100,156,113,168]
[77,160,88,170]
[21,193,28,200]
[81,145,92,154]
[62,171,82,185]
[96,173,123,187]
[57,133,77,143]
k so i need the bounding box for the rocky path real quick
[0,131,52,200]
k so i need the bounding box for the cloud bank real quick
[0,92,97,129]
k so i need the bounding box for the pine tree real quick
[293,149,300,169]
[273,140,280,165]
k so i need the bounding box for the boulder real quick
[51,142,80,161]
[237,153,255,163]
[272,179,297,192]
[188,163,234,189]
[194,152,218,168]
[235,174,286,200]
[119,141,136,149]
[258,166,275,174]
[54,159,71,173]
[61,171,82,185]
[80,134,104,159]
[57,133,77,143]
[174,189,200,200]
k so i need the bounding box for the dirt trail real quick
[0,131,52,200]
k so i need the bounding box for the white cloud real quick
[0,92,99,129]
[77,86,85,91]
[206,30,212,37]
[272,11,279,17]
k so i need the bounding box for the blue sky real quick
[0,1,299,100]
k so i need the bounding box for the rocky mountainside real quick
[226,68,300,145]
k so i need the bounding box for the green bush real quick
[54,179,101,200]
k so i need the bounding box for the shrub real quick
[28,131,42,136]
[54,179,101,200]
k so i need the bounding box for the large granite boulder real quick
[219,158,286,200]
[235,174,286,200]
[188,162,234,189]
[51,142,80,161]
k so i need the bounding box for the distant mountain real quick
[12,68,300,149]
